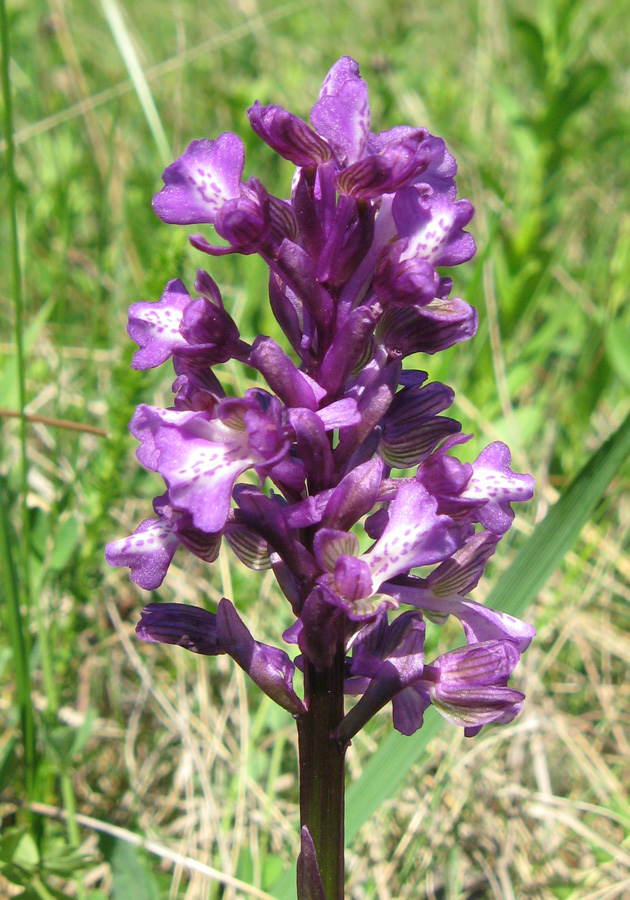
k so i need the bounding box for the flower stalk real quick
[107,56,535,898]
[297,646,347,900]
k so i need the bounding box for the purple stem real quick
[296,633,347,900]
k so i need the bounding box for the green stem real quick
[0,0,31,606]
[297,643,347,900]
[60,772,86,899]
[0,479,36,796]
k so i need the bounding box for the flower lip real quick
[152,134,245,225]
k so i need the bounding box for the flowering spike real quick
[108,60,535,894]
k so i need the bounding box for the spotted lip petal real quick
[105,517,180,590]
[128,280,191,370]
[129,400,290,535]
[152,134,245,225]
[393,185,476,267]
[360,482,462,593]
[463,442,535,534]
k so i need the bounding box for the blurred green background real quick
[1,0,629,897]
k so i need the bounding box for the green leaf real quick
[0,827,28,865]
[42,710,95,771]
[49,516,80,572]
[13,831,40,873]
[605,322,630,389]
[0,297,56,410]
[41,841,91,877]
[511,16,547,87]
[0,735,17,792]
[270,410,630,900]
[99,837,159,900]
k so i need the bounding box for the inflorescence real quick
[106,57,535,742]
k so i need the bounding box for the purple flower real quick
[152,134,246,226]
[105,494,220,589]
[128,274,245,371]
[137,600,305,714]
[416,640,526,737]
[340,611,426,740]
[108,55,534,745]
[415,436,535,533]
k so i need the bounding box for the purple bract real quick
[107,56,534,743]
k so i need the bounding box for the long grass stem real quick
[0,479,36,795]
[0,0,31,606]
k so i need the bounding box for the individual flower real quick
[105,493,221,590]
[312,482,464,622]
[405,639,526,737]
[415,436,535,533]
[137,599,305,714]
[127,274,246,370]
[127,391,295,534]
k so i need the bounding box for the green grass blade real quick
[98,0,171,165]
[484,410,630,619]
[271,409,630,900]
[0,477,36,795]
[1,0,31,605]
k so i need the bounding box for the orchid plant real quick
[106,57,535,900]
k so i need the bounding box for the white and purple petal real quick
[362,482,462,590]
[105,517,179,590]
[150,422,253,533]
[152,134,245,225]
[393,186,476,267]
[463,443,535,534]
[128,280,191,370]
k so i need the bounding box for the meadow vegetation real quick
[1,0,630,897]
